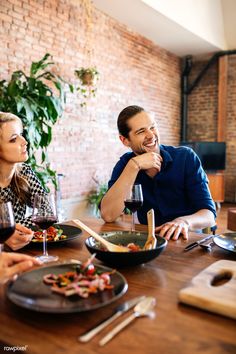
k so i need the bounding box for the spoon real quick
[99,296,156,346]
[143,209,157,250]
[72,219,130,253]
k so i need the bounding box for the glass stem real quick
[131,212,135,232]
[43,230,48,256]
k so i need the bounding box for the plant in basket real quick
[74,67,99,107]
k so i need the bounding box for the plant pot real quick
[81,73,94,86]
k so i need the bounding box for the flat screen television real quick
[181,142,226,171]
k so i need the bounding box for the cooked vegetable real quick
[127,243,141,252]
[99,242,141,252]
[32,226,67,242]
[43,255,115,297]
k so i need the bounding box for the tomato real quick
[127,243,140,252]
[85,264,95,276]
[47,226,56,233]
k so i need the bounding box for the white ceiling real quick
[93,0,236,57]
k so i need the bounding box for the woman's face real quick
[0,120,28,164]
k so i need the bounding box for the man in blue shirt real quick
[100,105,216,240]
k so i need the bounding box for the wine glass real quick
[32,194,58,263]
[124,184,143,233]
[0,202,16,253]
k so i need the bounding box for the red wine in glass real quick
[124,184,143,233]
[33,216,58,230]
[32,194,58,263]
[0,225,16,243]
[124,200,143,213]
[0,202,16,252]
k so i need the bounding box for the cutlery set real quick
[184,234,214,251]
[199,241,214,251]
[78,296,156,346]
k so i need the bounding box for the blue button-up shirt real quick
[108,145,216,226]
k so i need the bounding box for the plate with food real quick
[85,230,167,267]
[7,256,128,313]
[29,224,82,246]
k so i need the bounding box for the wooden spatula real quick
[143,209,157,250]
[72,219,130,253]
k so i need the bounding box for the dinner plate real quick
[213,233,236,253]
[7,263,128,313]
[29,224,82,247]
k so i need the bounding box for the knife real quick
[184,234,213,251]
[78,295,146,342]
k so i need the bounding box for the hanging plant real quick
[75,67,99,107]
[0,53,73,190]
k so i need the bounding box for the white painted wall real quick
[221,0,236,49]
[142,0,226,49]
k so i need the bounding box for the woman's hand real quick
[0,252,40,284]
[155,219,190,240]
[5,224,34,251]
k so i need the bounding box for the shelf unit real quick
[207,172,225,203]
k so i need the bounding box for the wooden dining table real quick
[0,216,235,354]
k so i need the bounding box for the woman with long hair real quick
[0,112,47,250]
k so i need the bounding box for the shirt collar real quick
[160,145,173,169]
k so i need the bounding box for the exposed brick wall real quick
[188,58,218,141]
[0,0,181,205]
[187,54,236,202]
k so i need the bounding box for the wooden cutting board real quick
[179,260,236,320]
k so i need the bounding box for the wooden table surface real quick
[1,217,236,354]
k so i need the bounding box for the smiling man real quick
[100,105,216,240]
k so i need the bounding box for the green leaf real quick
[87,184,108,212]
[21,98,34,122]
[0,53,73,189]
[69,84,74,93]
[40,128,52,147]
[16,97,24,112]
[30,53,53,77]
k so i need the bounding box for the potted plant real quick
[87,182,107,218]
[74,67,99,107]
[0,53,73,190]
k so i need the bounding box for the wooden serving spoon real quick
[72,219,130,253]
[143,209,157,250]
